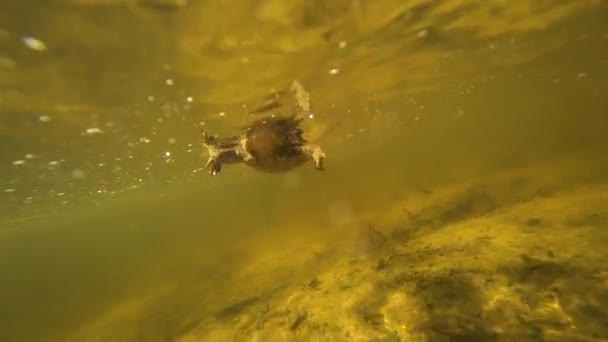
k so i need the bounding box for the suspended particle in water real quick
[168,137,176,144]
[0,56,16,69]
[328,68,340,75]
[417,30,428,38]
[148,95,155,102]
[22,36,47,51]
[139,136,151,143]
[48,160,59,169]
[12,160,26,166]
[70,169,86,179]
[165,79,174,86]
[186,96,193,103]
[4,188,16,193]
[338,40,347,49]
[84,127,103,135]
[24,153,35,159]
[164,151,171,157]
[39,114,51,122]
[577,72,588,79]
[308,113,315,119]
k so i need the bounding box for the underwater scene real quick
[1,0,608,341]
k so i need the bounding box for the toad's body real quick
[201,116,325,175]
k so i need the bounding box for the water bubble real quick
[308,113,315,119]
[164,151,171,157]
[39,115,51,122]
[12,160,26,166]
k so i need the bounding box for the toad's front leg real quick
[301,144,326,171]
[205,155,222,175]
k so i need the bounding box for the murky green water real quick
[1,1,608,341]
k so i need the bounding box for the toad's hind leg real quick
[300,144,326,171]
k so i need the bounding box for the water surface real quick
[1,1,608,341]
